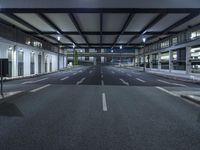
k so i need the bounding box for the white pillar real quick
[158,52,161,70]
[186,46,191,74]
[12,45,18,77]
[149,54,152,69]
[169,50,173,72]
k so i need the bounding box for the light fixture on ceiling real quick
[8,46,12,50]
[142,30,147,35]
[142,38,146,43]
[72,43,76,49]
[57,36,61,41]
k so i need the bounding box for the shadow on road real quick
[0,102,23,117]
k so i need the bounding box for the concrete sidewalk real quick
[146,69,200,83]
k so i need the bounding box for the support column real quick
[169,50,173,72]
[149,54,152,69]
[158,52,161,70]
[12,45,18,77]
[186,46,191,74]
[58,50,60,70]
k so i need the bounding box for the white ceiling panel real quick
[50,34,71,43]
[148,14,188,32]
[0,14,33,31]
[126,13,157,31]
[69,35,85,43]
[171,15,200,32]
[102,35,116,43]
[14,13,56,32]
[87,35,100,44]
[117,35,133,43]
[103,14,129,31]
[73,13,100,31]
[44,13,77,32]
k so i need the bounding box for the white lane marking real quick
[156,86,179,97]
[127,74,132,77]
[119,79,129,86]
[102,93,108,111]
[111,71,115,74]
[60,76,69,81]
[136,78,146,83]
[30,84,51,93]
[157,79,187,87]
[22,78,49,84]
[73,72,77,75]
[101,80,104,86]
[76,77,86,85]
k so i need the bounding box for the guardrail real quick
[67,52,135,57]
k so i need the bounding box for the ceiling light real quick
[8,46,12,50]
[72,43,76,49]
[142,38,146,43]
[142,30,147,34]
[57,36,61,41]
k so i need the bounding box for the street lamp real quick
[142,38,146,72]
[111,49,114,64]
[119,45,122,67]
[72,43,76,65]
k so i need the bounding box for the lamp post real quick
[72,43,75,65]
[120,45,122,67]
[111,49,114,65]
[142,38,146,72]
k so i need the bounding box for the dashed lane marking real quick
[119,79,129,86]
[127,74,132,77]
[136,78,146,83]
[157,79,187,87]
[102,93,108,111]
[22,78,48,84]
[30,84,51,93]
[60,76,69,81]
[76,77,86,85]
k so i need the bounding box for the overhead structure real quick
[0,0,200,49]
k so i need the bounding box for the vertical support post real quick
[186,46,191,74]
[158,52,161,70]
[0,60,3,97]
[169,50,173,72]
[149,54,152,69]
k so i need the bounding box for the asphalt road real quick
[0,65,200,150]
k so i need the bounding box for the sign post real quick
[0,59,9,98]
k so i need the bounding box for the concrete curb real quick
[147,72,200,84]
[181,95,200,105]
[3,66,77,82]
